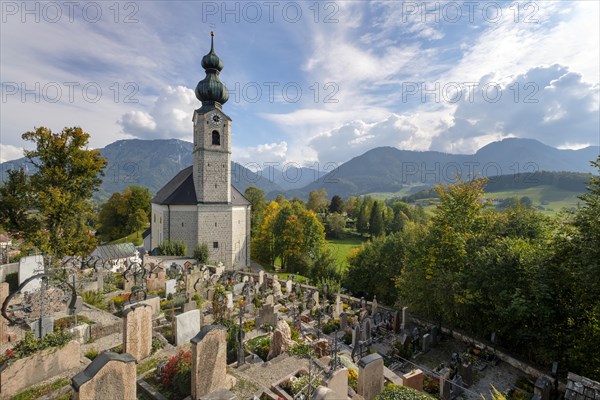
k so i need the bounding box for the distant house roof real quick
[151,166,250,206]
[90,243,137,260]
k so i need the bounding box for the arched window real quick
[212,130,220,145]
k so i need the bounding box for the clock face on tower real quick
[210,112,222,125]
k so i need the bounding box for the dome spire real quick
[195,31,229,107]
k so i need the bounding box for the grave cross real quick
[316,307,322,339]
[237,302,246,366]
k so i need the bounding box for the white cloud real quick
[0,144,24,163]
[118,86,197,140]
[233,141,289,166]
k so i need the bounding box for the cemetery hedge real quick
[375,385,435,400]
[2,330,73,363]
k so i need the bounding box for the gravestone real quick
[272,280,283,298]
[265,294,274,305]
[183,301,197,313]
[422,333,431,353]
[285,280,292,295]
[123,304,152,360]
[403,369,424,391]
[0,282,9,344]
[431,326,439,346]
[242,275,249,283]
[226,292,234,309]
[29,316,54,339]
[371,296,378,316]
[312,291,320,310]
[258,270,264,286]
[255,304,277,328]
[95,269,104,293]
[363,317,372,342]
[165,279,176,296]
[333,295,342,319]
[459,362,473,387]
[392,311,401,333]
[72,352,136,400]
[534,376,553,400]
[207,287,215,302]
[175,309,201,345]
[124,296,161,318]
[352,324,361,349]
[233,283,245,294]
[401,306,408,330]
[439,368,452,400]
[357,353,384,400]
[146,268,166,292]
[191,325,229,399]
[68,296,84,316]
[340,312,348,331]
[18,255,44,293]
[327,367,349,399]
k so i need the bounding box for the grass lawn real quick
[108,224,149,246]
[484,186,582,215]
[326,236,366,272]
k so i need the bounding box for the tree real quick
[0,168,34,236]
[194,243,209,264]
[157,240,186,256]
[325,213,346,238]
[369,201,384,237]
[244,186,266,237]
[357,201,369,234]
[128,209,148,238]
[22,126,107,257]
[252,201,281,266]
[97,185,152,241]
[307,189,328,213]
[329,195,344,214]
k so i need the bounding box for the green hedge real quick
[375,385,436,400]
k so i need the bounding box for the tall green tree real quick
[97,185,151,241]
[307,188,328,213]
[357,201,369,234]
[22,126,106,257]
[369,201,384,237]
[0,168,34,236]
[329,195,344,214]
[244,186,266,236]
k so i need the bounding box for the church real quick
[150,33,251,269]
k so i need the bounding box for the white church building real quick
[150,33,251,269]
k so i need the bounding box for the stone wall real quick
[0,340,80,399]
[198,204,233,267]
[165,206,199,259]
[0,262,18,283]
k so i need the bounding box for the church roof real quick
[152,166,250,206]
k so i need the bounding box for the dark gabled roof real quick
[141,228,151,239]
[152,166,197,205]
[152,166,251,206]
[231,185,251,206]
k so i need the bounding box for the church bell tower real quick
[193,32,231,204]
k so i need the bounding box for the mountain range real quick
[0,138,597,201]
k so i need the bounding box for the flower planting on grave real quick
[1,330,72,365]
[155,350,192,398]
[54,315,94,331]
[246,335,271,361]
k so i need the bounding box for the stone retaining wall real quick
[0,340,81,399]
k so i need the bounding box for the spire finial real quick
[210,31,214,52]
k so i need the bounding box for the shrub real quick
[375,385,436,400]
[84,349,99,361]
[194,243,209,264]
[291,374,322,395]
[151,337,164,354]
[322,319,340,334]
[82,290,107,310]
[246,335,271,361]
[157,240,187,256]
[288,343,313,359]
[161,350,192,397]
[110,293,130,309]
[11,330,73,360]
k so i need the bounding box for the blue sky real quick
[1,1,598,167]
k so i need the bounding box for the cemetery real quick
[0,253,598,400]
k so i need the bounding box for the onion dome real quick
[195,32,229,106]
